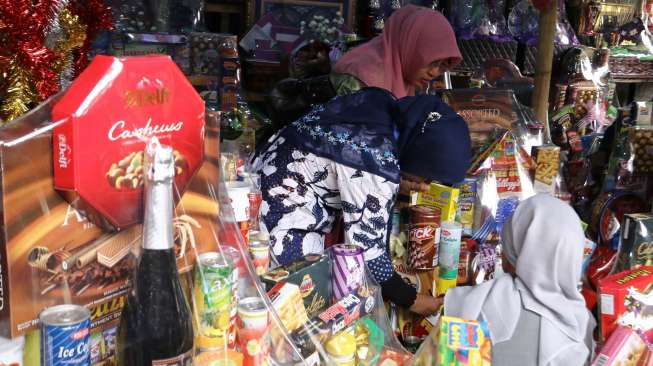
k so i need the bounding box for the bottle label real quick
[151,349,193,366]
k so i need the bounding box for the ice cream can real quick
[39,304,91,366]
[249,239,270,275]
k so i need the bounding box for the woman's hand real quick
[399,173,430,196]
[409,294,444,316]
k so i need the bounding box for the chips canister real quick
[237,297,270,366]
[331,244,365,301]
[193,252,236,350]
[249,238,270,275]
[39,304,91,366]
[407,206,441,270]
[437,222,463,296]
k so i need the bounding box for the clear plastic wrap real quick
[508,0,579,46]
[436,89,542,285]
[468,131,536,242]
[439,89,543,161]
[262,244,413,366]
[0,55,303,365]
[109,0,204,33]
[448,0,511,42]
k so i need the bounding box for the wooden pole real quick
[532,3,557,139]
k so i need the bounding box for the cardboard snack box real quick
[598,266,653,342]
[616,213,653,272]
[262,254,332,318]
[0,55,222,339]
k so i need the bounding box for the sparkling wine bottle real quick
[117,139,194,366]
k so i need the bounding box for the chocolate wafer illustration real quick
[98,226,141,268]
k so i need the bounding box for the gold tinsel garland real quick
[52,9,86,86]
[1,60,37,122]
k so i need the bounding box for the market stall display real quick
[1,0,653,364]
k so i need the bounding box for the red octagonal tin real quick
[53,55,205,229]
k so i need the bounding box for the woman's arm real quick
[333,163,441,314]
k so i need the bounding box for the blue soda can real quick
[40,304,91,366]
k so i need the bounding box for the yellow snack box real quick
[410,183,460,222]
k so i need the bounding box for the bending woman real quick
[445,194,595,365]
[254,88,471,314]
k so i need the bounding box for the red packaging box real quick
[598,266,653,342]
[52,55,205,229]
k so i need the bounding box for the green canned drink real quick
[193,252,235,350]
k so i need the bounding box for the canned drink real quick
[407,206,441,270]
[194,252,236,350]
[249,239,270,275]
[40,304,91,366]
[237,297,270,366]
[331,244,364,301]
[248,190,263,232]
[226,181,252,245]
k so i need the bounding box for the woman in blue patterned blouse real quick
[253,88,471,314]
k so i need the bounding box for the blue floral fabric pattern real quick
[254,135,398,283]
[274,89,402,184]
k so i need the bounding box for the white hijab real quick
[445,194,595,365]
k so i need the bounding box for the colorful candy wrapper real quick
[455,178,477,237]
[412,316,492,366]
[410,183,460,223]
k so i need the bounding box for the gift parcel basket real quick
[0,54,303,365]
